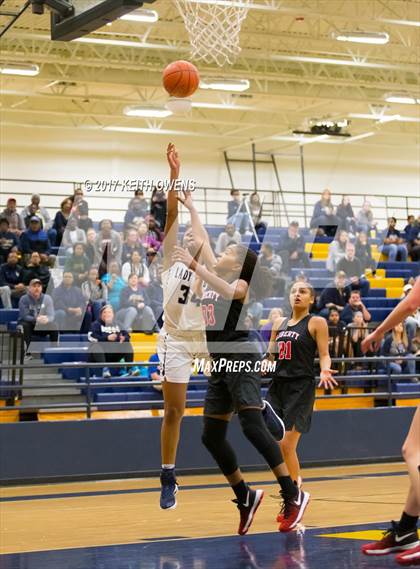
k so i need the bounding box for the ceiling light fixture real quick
[73,37,183,51]
[120,9,159,23]
[379,18,420,27]
[344,132,375,143]
[332,31,389,44]
[0,63,40,76]
[200,79,250,92]
[124,106,172,118]
[385,93,418,105]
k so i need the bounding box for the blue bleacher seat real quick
[369,308,392,322]
[395,383,419,393]
[263,297,284,308]
[378,261,419,278]
[0,309,19,325]
[366,288,386,297]
[363,298,400,308]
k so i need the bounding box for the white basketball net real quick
[175,0,251,67]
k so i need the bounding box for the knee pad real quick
[202,417,238,476]
[238,408,283,469]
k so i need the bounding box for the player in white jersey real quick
[158,143,215,510]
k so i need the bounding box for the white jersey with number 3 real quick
[161,261,204,335]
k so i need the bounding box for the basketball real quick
[162,60,200,98]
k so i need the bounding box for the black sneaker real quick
[362,521,420,555]
[233,488,264,535]
[262,399,285,441]
[160,469,178,510]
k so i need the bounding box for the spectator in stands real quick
[401,283,420,344]
[0,251,25,309]
[317,271,350,318]
[144,261,163,327]
[260,308,283,345]
[381,322,416,377]
[117,273,157,332]
[356,201,377,235]
[122,250,150,286]
[404,215,420,262]
[277,221,309,272]
[151,187,167,230]
[258,243,285,296]
[355,231,376,273]
[137,221,161,252]
[146,214,163,245]
[215,223,241,255]
[128,188,150,211]
[336,242,370,296]
[243,315,265,356]
[381,217,408,262]
[247,291,264,328]
[0,217,18,264]
[147,353,162,392]
[124,196,149,231]
[18,278,58,354]
[227,189,250,234]
[22,251,52,292]
[341,289,371,325]
[53,271,91,332]
[247,191,265,232]
[64,243,90,287]
[85,227,97,265]
[53,198,73,246]
[336,195,356,235]
[88,304,137,378]
[19,217,52,266]
[122,228,145,265]
[71,188,92,233]
[101,261,126,310]
[61,217,87,254]
[310,189,339,236]
[347,311,368,359]
[1,198,25,236]
[21,194,57,246]
[81,267,108,304]
[95,219,122,271]
[326,229,349,273]
[327,307,346,358]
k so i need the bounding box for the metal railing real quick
[0,356,418,419]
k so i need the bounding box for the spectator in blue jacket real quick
[0,251,25,308]
[341,289,372,325]
[18,278,58,353]
[53,271,91,332]
[19,216,52,265]
[317,271,350,318]
[0,217,18,264]
[117,273,157,332]
[88,304,137,378]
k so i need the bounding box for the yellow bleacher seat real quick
[304,242,329,259]
[396,399,420,407]
[131,332,158,362]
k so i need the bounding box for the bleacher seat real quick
[263,297,284,308]
[0,309,19,325]
[378,261,419,278]
[394,383,418,393]
[369,308,393,322]
[363,298,400,308]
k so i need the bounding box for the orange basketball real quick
[162,60,200,98]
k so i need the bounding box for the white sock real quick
[162,464,175,470]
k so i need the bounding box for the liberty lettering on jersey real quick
[276,330,300,341]
[202,290,220,302]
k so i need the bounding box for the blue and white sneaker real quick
[262,399,285,441]
[102,367,112,379]
[160,468,178,510]
[131,366,141,376]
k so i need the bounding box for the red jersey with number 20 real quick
[274,314,317,381]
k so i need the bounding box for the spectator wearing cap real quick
[381,217,408,262]
[61,217,87,255]
[1,198,25,236]
[19,216,52,265]
[21,194,57,246]
[317,271,350,318]
[22,251,52,293]
[336,242,370,297]
[88,304,138,379]
[53,271,91,333]
[277,221,309,272]
[0,217,18,264]
[63,243,90,287]
[215,223,241,255]
[310,189,339,237]
[53,198,73,246]
[341,289,371,325]
[356,201,377,235]
[0,251,25,308]
[18,278,58,354]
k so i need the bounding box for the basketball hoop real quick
[174,0,251,67]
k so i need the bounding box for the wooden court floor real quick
[0,462,410,556]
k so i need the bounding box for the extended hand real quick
[361,330,383,353]
[172,246,194,268]
[167,142,180,175]
[176,189,194,210]
[318,369,338,389]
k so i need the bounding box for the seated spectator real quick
[71,188,92,233]
[53,198,73,246]
[215,223,241,255]
[85,227,97,265]
[53,271,91,332]
[147,353,162,391]
[22,251,52,293]
[122,250,150,286]
[310,188,339,236]
[117,273,157,332]
[0,251,25,309]
[21,194,57,246]
[146,214,163,244]
[404,215,420,262]
[247,191,266,232]
[88,304,137,378]
[144,262,163,327]
[151,187,167,230]
[247,291,264,328]
[243,314,265,355]
[400,283,420,343]
[336,195,356,235]
[64,243,90,287]
[327,307,346,358]
[277,221,309,271]
[382,322,416,377]
[258,243,285,296]
[227,189,251,234]
[19,216,52,265]
[1,198,24,236]
[124,196,149,231]
[346,311,368,359]
[356,201,377,235]
[355,232,376,272]
[326,229,349,273]
[317,271,350,318]
[122,228,145,265]
[101,261,126,310]
[138,221,161,252]
[336,242,370,296]
[81,266,108,304]
[95,219,122,271]
[0,217,18,264]
[18,278,58,354]
[260,308,283,345]
[341,289,371,325]
[381,217,408,262]
[61,217,87,254]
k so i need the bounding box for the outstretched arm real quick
[163,143,180,270]
[311,316,338,389]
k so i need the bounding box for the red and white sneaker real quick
[277,489,310,532]
[233,488,264,536]
[361,521,419,556]
[396,543,420,566]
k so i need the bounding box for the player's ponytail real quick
[234,244,272,300]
